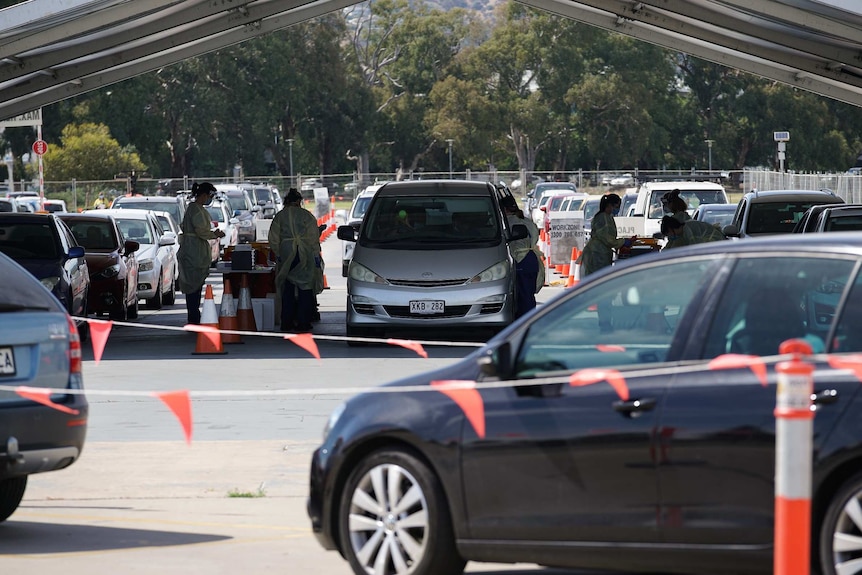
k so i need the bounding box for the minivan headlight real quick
[469,260,509,283]
[349,262,388,284]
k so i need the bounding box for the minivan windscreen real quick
[362,196,500,246]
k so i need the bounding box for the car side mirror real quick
[159,234,176,246]
[527,191,534,198]
[337,225,357,241]
[229,217,239,224]
[478,342,512,379]
[251,205,261,212]
[723,224,740,237]
[509,224,529,241]
[67,245,85,259]
[652,232,664,240]
[234,210,243,217]
[124,239,140,254]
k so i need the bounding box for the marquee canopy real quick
[1,0,862,121]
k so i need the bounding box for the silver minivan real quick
[338,180,528,341]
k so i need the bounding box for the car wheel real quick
[110,283,129,321]
[163,277,176,306]
[338,448,465,575]
[819,472,862,575]
[0,476,27,522]
[146,274,163,309]
[127,297,139,319]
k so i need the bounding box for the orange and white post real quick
[774,339,815,575]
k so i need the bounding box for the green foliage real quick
[43,123,146,181]
[36,3,862,178]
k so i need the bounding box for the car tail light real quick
[67,315,82,375]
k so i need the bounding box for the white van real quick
[340,183,385,276]
[618,179,729,238]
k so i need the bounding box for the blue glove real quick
[623,239,633,248]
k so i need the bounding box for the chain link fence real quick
[13,168,862,211]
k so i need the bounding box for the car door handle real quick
[613,397,657,415]
[812,389,839,405]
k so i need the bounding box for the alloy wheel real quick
[831,490,862,574]
[347,463,429,575]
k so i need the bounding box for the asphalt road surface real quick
[0,222,633,574]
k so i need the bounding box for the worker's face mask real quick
[612,207,620,216]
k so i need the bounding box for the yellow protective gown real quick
[579,211,625,276]
[268,205,320,292]
[177,201,219,294]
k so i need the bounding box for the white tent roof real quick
[1,0,862,121]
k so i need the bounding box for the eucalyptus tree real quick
[343,0,479,178]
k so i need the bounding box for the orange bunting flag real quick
[153,390,193,444]
[569,369,630,400]
[708,354,769,387]
[431,380,485,438]
[86,318,113,364]
[387,338,428,358]
[596,344,626,353]
[284,333,321,360]
[184,324,220,348]
[828,354,862,382]
[15,386,79,414]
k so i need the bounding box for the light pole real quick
[446,139,454,179]
[705,139,714,173]
[287,138,295,187]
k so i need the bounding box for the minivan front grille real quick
[384,305,471,319]
[386,278,468,287]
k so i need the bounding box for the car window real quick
[748,201,824,234]
[66,220,115,249]
[514,259,716,377]
[0,221,58,259]
[206,205,226,223]
[350,196,373,220]
[834,271,862,353]
[698,206,735,228]
[363,196,499,246]
[701,256,857,357]
[582,199,600,221]
[824,213,862,232]
[226,195,248,213]
[116,218,154,244]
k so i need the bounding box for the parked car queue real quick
[0,207,185,326]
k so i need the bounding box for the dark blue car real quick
[0,213,90,338]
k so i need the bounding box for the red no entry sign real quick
[32,140,48,156]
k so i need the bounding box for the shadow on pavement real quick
[0,520,230,554]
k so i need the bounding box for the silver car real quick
[339,180,527,342]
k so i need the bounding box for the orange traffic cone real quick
[218,279,242,344]
[236,274,257,331]
[566,247,581,288]
[193,285,227,355]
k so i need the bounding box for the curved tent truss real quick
[1,0,862,121]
